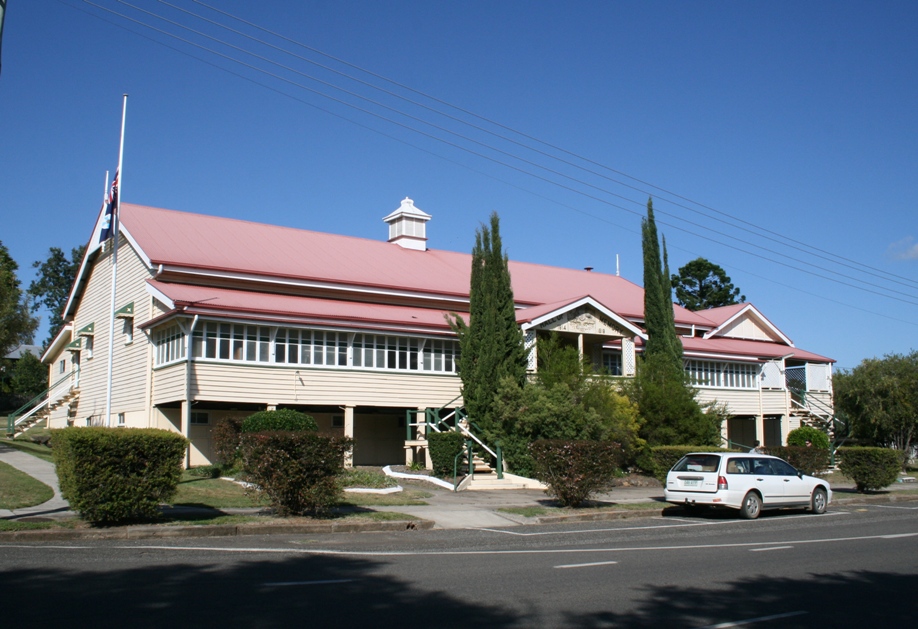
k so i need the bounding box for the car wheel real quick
[810,487,828,514]
[740,492,761,519]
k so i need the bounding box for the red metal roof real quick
[120,203,711,326]
[681,336,834,363]
[145,280,461,333]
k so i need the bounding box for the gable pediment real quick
[704,304,792,346]
[520,296,645,339]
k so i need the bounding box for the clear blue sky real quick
[1,1,916,370]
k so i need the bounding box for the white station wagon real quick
[664,452,832,519]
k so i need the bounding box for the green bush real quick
[51,427,188,525]
[211,417,244,465]
[241,409,318,433]
[838,447,901,492]
[765,446,830,476]
[427,431,466,478]
[639,445,737,483]
[529,440,622,507]
[787,426,830,449]
[240,431,352,516]
[188,465,222,479]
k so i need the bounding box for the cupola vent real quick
[382,197,431,251]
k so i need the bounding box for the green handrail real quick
[6,369,77,435]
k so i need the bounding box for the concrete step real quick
[463,472,547,491]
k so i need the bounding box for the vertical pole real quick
[104,94,128,427]
[343,406,355,468]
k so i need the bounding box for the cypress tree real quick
[632,200,716,446]
[641,199,681,365]
[451,213,526,435]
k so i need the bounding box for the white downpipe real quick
[183,315,199,467]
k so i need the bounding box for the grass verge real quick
[0,438,55,462]
[339,489,430,507]
[172,472,266,509]
[0,460,54,509]
[500,501,662,518]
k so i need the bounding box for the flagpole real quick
[104,94,128,427]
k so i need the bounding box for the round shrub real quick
[787,425,830,449]
[838,447,900,492]
[529,440,623,507]
[240,431,353,516]
[241,409,318,433]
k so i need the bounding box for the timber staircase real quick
[405,397,544,491]
[5,369,79,437]
[785,367,846,448]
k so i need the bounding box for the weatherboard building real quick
[30,198,835,468]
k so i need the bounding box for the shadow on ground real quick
[564,570,918,628]
[0,552,521,628]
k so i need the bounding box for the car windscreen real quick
[672,454,721,473]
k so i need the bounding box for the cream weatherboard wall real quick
[65,239,155,428]
[186,362,461,409]
[716,313,781,342]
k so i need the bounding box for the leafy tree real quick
[28,244,86,346]
[0,241,38,358]
[491,335,643,475]
[624,352,722,446]
[671,257,745,311]
[834,351,918,469]
[10,351,47,401]
[641,199,681,365]
[450,212,527,437]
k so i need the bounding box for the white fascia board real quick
[145,281,175,310]
[683,350,764,363]
[174,311,456,338]
[156,265,471,307]
[119,225,153,269]
[703,303,794,346]
[520,295,647,340]
[41,324,75,363]
[63,224,154,319]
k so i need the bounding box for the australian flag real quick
[98,170,119,242]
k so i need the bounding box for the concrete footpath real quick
[2,442,917,540]
[0,443,73,520]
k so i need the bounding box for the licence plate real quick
[682,479,701,487]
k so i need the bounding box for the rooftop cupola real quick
[382,197,431,251]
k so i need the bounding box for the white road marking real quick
[699,610,807,628]
[865,504,918,510]
[60,529,912,558]
[480,510,847,537]
[749,545,793,552]
[554,560,618,569]
[263,579,354,587]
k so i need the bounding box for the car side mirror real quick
[797,471,804,479]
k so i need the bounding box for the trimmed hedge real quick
[640,446,738,483]
[529,440,622,507]
[240,431,353,516]
[764,445,830,476]
[241,409,318,433]
[428,431,466,478]
[838,447,900,492]
[787,426,830,450]
[51,427,187,525]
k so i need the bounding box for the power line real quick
[73,1,918,316]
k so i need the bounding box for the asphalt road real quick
[3,502,917,628]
